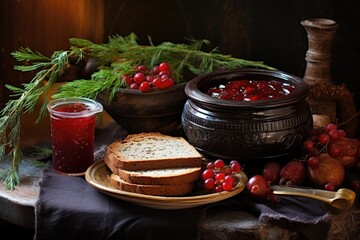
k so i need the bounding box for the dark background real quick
[1,0,360,127]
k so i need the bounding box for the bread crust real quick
[109,174,195,196]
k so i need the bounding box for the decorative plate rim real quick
[85,160,248,209]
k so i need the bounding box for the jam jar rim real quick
[184,68,309,109]
[47,97,103,118]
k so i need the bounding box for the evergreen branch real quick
[0,47,83,190]
[11,47,50,62]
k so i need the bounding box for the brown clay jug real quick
[301,18,338,122]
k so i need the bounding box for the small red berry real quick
[328,129,341,140]
[328,144,341,157]
[324,183,336,191]
[230,161,242,172]
[318,133,330,145]
[338,129,347,137]
[302,140,314,153]
[307,156,319,169]
[129,83,139,89]
[222,181,233,191]
[206,162,214,169]
[139,81,151,92]
[123,75,133,85]
[136,65,147,72]
[214,159,225,169]
[204,178,215,190]
[159,62,169,71]
[202,169,215,180]
[133,72,146,84]
[215,172,225,182]
[224,175,235,186]
[325,123,337,133]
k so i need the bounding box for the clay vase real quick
[301,18,339,122]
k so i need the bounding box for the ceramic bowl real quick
[182,68,313,161]
[97,82,187,134]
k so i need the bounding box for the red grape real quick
[206,162,214,169]
[325,123,337,133]
[302,139,314,153]
[318,133,330,145]
[230,161,242,172]
[262,162,281,185]
[307,156,319,169]
[214,159,225,169]
[202,169,214,180]
[324,182,336,191]
[246,175,271,201]
[215,172,225,182]
[339,129,347,137]
[328,129,340,140]
[204,178,215,190]
[224,175,234,185]
[280,160,306,185]
[222,181,233,191]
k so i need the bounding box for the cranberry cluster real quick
[121,62,175,92]
[201,159,242,192]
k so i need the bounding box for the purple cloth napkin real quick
[35,167,203,240]
[237,193,332,240]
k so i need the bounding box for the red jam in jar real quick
[207,79,295,101]
[47,98,103,175]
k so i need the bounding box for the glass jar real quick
[47,97,103,175]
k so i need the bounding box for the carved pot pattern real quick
[182,69,313,160]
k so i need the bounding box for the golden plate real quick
[85,161,248,210]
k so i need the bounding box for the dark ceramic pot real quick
[97,82,187,133]
[182,69,313,161]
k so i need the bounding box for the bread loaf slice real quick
[105,132,203,171]
[115,167,201,185]
[109,174,195,196]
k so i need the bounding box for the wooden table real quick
[0,160,40,229]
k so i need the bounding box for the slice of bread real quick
[109,174,195,196]
[104,132,203,171]
[115,166,201,185]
